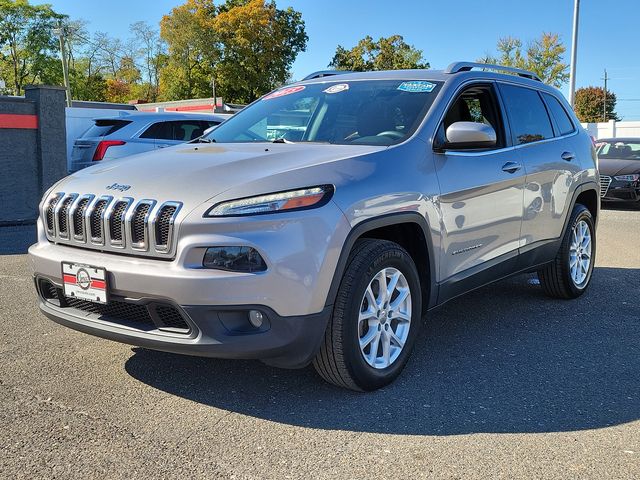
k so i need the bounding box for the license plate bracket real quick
[61,262,109,304]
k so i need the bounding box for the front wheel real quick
[538,204,596,299]
[313,239,422,391]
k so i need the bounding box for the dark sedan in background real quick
[596,138,640,205]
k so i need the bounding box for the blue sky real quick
[46,0,640,119]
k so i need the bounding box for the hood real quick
[599,157,640,176]
[56,142,385,206]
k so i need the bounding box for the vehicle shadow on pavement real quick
[125,267,640,435]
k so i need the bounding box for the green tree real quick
[212,0,307,102]
[329,35,428,72]
[159,0,307,103]
[479,33,569,88]
[0,0,65,95]
[574,86,620,123]
[159,0,217,101]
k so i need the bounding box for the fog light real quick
[248,310,264,328]
[203,246,266,272]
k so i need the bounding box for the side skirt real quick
[431,238,560,310]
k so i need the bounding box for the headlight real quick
[205,185,333,217]
[614,174,640,182]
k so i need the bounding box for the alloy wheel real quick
[358,267,412,369]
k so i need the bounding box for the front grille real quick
[600,175,612,197]
[43,193,181,258]
[38,279,190,334]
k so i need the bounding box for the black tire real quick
[313,239,422,391]
[538,204,596,299]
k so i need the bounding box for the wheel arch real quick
[325,213,438,312]
[562,181,600,240]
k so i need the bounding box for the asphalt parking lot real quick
[1,206,638,479]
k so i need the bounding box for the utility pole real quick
[602,69,608,122]
[54,20,72,107]
[211,77,216,113]
[568,0,580,107]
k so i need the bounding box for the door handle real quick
[501,161,522,174]
[561,151,575,161]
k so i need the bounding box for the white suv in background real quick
[69,112,229,172]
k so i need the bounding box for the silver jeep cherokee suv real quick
[30,62,599,391]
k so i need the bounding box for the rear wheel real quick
[313,239,422,391]
[538,204,595,299]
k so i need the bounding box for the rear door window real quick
[499,84,554,145]
[542,93,575,136]
[140,121,216,141]
[82,120,131,138]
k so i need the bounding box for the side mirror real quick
[203,125,218,136]
[444,121,497,150]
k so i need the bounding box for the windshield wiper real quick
[272,137,294,144]
[193,137,215,143]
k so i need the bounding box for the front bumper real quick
[29,200,350,367]
[603,181,640,202]
[35,277,331,368]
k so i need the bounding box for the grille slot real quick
[600,175,612,197]
[131,202,152,245]
[72,198,90,238]
[155,205,178,248]
[46,194,62,233]
[90,200,108,240]
[42,193,181,257]
[57,196,75,237]
[109,201,129,243]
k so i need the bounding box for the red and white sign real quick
[263,85,305,100]
[62,262,108,304]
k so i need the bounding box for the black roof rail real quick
[302,70,354,81]
[444,62,542,82]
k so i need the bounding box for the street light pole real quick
[211,77,216,113]
[54,20,72,107]
[568,0,580,107]
[603,68,608,122]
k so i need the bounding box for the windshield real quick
[596,140,640,160]
[204,79,442,146]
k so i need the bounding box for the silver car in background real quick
[69,112,229,172]
[31,62,599,391]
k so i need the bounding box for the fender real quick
[324,212,438,312]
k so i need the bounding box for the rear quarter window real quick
[543,93,575,136]
[499,84,554,145]
[82,120,131,138]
